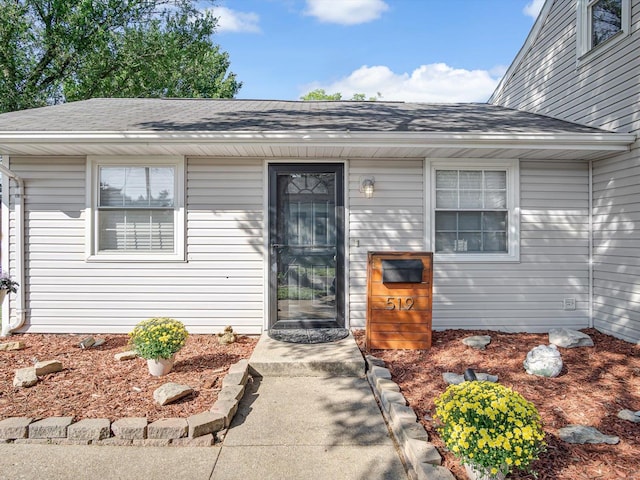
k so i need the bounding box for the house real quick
[490,0,640,343]
[0,1,637,342]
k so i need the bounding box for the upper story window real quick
[88,156,185,261]
[428,159,519,262]
[577,0,631,59]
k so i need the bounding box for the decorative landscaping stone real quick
[210,399,238,428]
[217,384,245,403]
[0,417,33,439]
[13,367,38,388]
[405,437,442,466]
[376,377,401,392]
[365,355,386,368]
[559,425,620,445]
[29,417,74,438]
[147,418,187,439]
[462,335,491,350]
[442,372,498,385]
[222,360,249,387]
[0,341,25,351]
[217,326,237,345]
[416,464,456,480]
[187,412,225,438]
[549,328,594,348]
[153,383,194,406]
[78,336,95,349]
[617,409,640,423]
[114,351,138,361]
[369,365,392,380]
[34,360,63,376]
[67,419,111,441]
[111,417,147,439]
[172,434,215,447]
[523,344,563,377]
[133,438,172,447]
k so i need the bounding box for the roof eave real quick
[0,130,635,159]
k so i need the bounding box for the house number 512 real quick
[385,297,414,310]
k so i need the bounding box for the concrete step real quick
[248,332,366,377]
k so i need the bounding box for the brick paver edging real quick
[0,359,250,447]
[365,355,455,480]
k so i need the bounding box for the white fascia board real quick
[0,130,635,151]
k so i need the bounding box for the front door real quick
[269,164,344,329]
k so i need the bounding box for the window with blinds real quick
[435,170,508,253]
[97,166,175,252]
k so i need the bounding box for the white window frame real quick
[577,0,631,61]
[426,159,520,263]
[86,156,185,262]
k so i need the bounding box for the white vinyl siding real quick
[592,144,640,342]
[6,156,264,335]
[431,161,590,331]
[491,0,640,135]
[348,159,426,328]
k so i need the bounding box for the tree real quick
[300,89,381,101]
[0,0,241,113]
[300,89,343,101]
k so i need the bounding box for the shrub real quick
[129,317,188,360]
[434,381,546,477]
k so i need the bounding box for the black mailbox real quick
[381,259,423,283]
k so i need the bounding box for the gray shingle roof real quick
[0,98,606,134]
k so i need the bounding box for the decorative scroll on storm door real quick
[268,164,344,329]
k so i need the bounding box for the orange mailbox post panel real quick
[366,251,433,350]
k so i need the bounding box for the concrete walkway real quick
[0,333,407,480]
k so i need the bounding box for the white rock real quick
[13,367,38,387]
[549,328,594,348]
[34,360,63,376]
[523,344,563,377]
[153,383,194,406]
[462,335,491,350]
[559,425,619,444]
[114,351,138,361]
[617,409,640,423]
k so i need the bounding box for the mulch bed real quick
[1,333,257,423]
[355,328,640,480]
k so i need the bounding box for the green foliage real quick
[129,317,188,360]
[300,88,342,101]
[300,89,381,101]
[277,286,322,300]
[0,0,241,113]
[434,381,546,477]
[0,272,19,293]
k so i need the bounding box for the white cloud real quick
[523,0,546,20]
[300,63,502,103]
[209,6,260,33]
[304,0,389,25]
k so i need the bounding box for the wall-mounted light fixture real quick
[359,176,375,198]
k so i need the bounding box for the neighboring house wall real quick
[592,144,640,342]
[491,0,640,134]
[491,0,640,342]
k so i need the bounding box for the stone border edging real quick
[0,359,251,447]
[365,354,455,480]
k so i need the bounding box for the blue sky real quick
[208,0,545,102]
